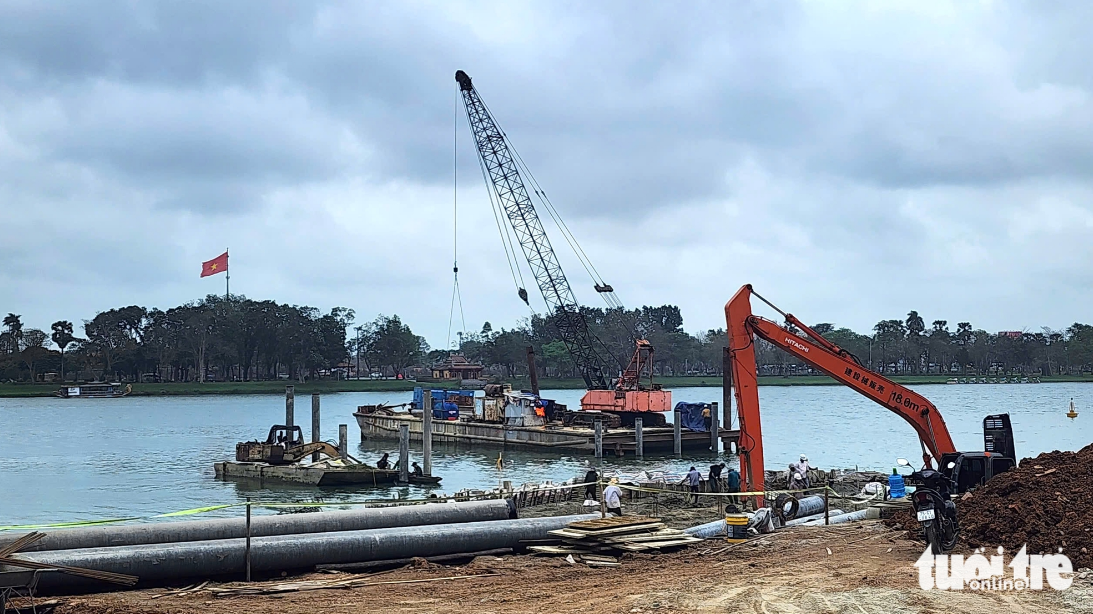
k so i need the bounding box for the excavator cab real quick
[236,425,305,464]
[938,414,1017,493]
[264,425,304,447]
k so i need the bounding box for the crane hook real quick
[518,288,529,304]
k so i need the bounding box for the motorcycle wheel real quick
[942,517,959,552]
[924,522,943,555]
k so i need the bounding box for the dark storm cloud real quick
[4,1,1093,341]
[6,1,1093,221]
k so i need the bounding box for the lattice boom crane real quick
[456,70,671,420]
[456,69,609,390]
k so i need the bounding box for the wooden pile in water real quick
[526,515,701,565]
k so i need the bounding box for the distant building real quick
[431,353,484,380]
[998,331,1023,339]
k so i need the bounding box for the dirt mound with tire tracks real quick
[961,442,1093,569]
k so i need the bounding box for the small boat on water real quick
[404,474,443,487]
[55,382,132,398]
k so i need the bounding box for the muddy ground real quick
[34,520,1092,614]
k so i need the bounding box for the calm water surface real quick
[1,383,1090,525]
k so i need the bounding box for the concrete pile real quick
[0,500,596,593]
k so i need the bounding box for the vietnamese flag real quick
[201,251,229,277]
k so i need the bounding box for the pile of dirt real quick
[961,442,1093,568]
[881,508,923,541]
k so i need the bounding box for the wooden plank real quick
[579,554,619,563]
[615,538,701,551]
[602,532,688,544]
[616,538,701,550]
[569,523,666,537]
[568,515,660,531]
[527,545,594,555]
[548,529,594,539]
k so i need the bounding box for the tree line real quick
[3,298,1093,383]
[1,296,354,383]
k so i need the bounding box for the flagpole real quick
[225,247,230,301]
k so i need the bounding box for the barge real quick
[214,459,402,486]
[55,382,132,398]
[354,390,739,455]
[215,424,441,487]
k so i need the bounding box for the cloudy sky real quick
[2,1,1092,347]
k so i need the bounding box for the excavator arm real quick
[725,284,958,498]
[282,442,343,464]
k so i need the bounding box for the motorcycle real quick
[897,457,960,554]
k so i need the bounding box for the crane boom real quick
[725,284,958,498]
[456,70,609,390]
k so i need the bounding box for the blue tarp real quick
[413,387,473,420]
[675,401,711,432]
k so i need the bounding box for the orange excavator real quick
[724,284,1016,503]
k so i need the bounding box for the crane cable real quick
[464,94,536,313]
[476,145,529,305]
[476,99,626,368]
[463,93,527,295]
[507,130,622,310]
[478,96,621,310]
[447,90,468,350]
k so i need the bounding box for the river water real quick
[1,383,1091,526]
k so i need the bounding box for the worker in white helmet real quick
[793,454,812,488]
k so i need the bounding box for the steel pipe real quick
[783,510,844,527]
[13,514,597,592]
[800,509,868,526]
[1,499,516,553]
[781,495,825,520]
[684,519,727,538]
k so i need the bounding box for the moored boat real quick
[55,382,132,398]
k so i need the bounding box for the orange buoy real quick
[1067,398,1079,419]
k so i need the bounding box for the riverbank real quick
[2,374,1090,398]
[43,520,1087,614]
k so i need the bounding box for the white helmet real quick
[800,454,808,462]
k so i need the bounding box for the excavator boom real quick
[725,284,958,497]
[282,441,343,464]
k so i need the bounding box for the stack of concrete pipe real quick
[0,500,596,593]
